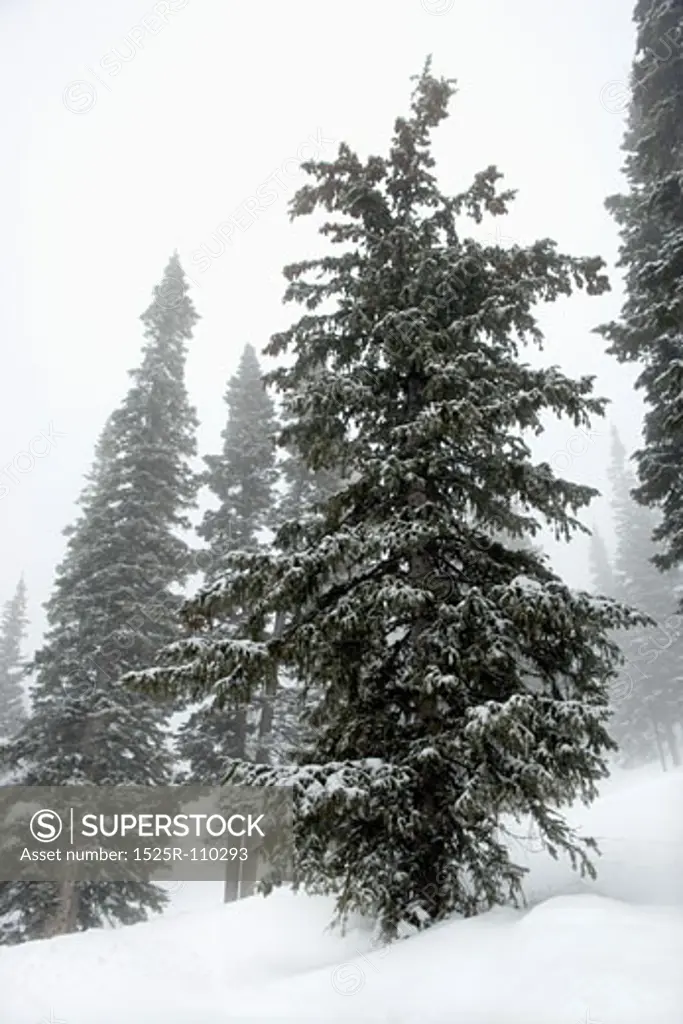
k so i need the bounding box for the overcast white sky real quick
[1,0,641,651]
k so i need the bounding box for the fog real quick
[2,0,640,649]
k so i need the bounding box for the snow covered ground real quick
[2,763,682,1024]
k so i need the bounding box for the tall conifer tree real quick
[588,527,617,600]
[129,64,642,940]
[0,254,199,944]
[177,343,279,785]
[597,1,683,570]
[0,577,28,743]
[605,429,682,767]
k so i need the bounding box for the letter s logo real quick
[30,809,63,842]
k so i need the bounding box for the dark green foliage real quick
[597,0,683,570]
[177,344,279,782]
[129,63,643,940]
[0,254,199,944]
[0,577,28,742]
[589,429,683,767]
[199,344,279,573]
[588,527,617,601]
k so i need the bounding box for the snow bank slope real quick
[1,766,682,1024]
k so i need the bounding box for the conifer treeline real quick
[0,258,335,944]
[590,0,683,770]
[3,0,683,945]
[588,429,683,771]
[0,577,28,744]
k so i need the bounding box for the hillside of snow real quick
[2,764,682,1024]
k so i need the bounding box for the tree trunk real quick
[254,610,285,765]
[238,847,258,900]
[44,697,102,933]
[44,877,79,938]
[243,610,287,896]
[650,712,668,772]
[223,860,241,903]
[404,434,442,911]
[224,605,285,903]
[662,718,681,768]
[223,706,248,903]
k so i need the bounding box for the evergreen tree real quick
[177,343,279,784]
[0,254,199,944]
[128,63,642,940]
[605,428,682,767]
[588,526,618,600]
[587,517,646,763]
[596,0,683,570]
[200,344,279,574]
[586,523,633,724]
[0,577,28,742]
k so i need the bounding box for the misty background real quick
[1,0,640,651]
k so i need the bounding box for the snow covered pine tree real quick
[597,2,683,566]
[127,62,644,941]
[175,342,279,901]
[604,428,683,768]
[596,0,683,768]
[177,342,279,786]
[0,576,28,744]
[0,254,199,944]
[588,526,618,603]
